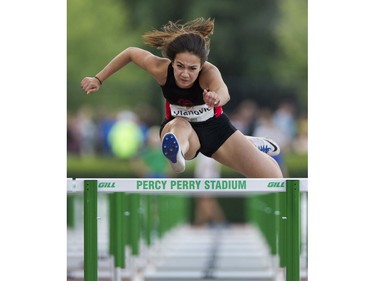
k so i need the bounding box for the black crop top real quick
[160,63,223,121]
[160,63,205,107]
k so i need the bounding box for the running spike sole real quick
[162,133,180,163]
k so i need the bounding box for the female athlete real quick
[80,18,283,178]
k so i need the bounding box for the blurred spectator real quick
[76,106,97,157]
[293,113,308,154]
[67,113,80,154]
[230,99,258,136]
[67,99,306,165]
[254,108,291,150]
[272,99,297,145]
[97,109,117,156]
[108,110,144,159]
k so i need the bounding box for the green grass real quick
[67,152,307,178]
[67,155,137,178]
[284,152,308,178]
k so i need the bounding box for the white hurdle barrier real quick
[67,178,308,194]
[67,178,308,281]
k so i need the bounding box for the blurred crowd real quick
[67,99,307,176]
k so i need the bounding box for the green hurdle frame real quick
[68,178,307,281]
[246,180,301,280]
[83,180,98,281]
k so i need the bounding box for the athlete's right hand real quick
[203,89,220,108]
[80,77,101,94]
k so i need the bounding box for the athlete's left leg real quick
[246,136,280,156]
[160,117,201,173]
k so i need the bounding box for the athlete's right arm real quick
[80,47,167,94]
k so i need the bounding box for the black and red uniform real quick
[159,63,237,157]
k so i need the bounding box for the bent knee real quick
[164,117,191,131]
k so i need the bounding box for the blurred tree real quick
[120,0,288,111]
[67,0,157,112]
[186,0,285,111]
[273,0,308,113]
[68,0,307,114]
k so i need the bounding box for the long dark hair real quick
[143,18,214,64]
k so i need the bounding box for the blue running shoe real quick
[247,136,281,156]
[162,133,185,173]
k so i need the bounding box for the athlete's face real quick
[172,52,202,89]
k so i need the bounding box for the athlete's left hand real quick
[203,89,220,108]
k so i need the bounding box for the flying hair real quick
[142,17,215,54]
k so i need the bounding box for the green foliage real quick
[68,0,131,81]
[67,0,307,113]
[67,0,155,112]
[273,0,308,111]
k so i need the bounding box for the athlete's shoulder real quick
[200,61,222,81]
[135,50,170,84]
[201,62,221,77]
[202,61,218,71]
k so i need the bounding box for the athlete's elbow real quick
[126,47,137,58]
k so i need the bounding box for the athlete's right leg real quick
[161,117,201,173]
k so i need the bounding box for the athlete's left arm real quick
[200,62,230,107]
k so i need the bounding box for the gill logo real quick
[98,182,115,188]
[267,181,285,188]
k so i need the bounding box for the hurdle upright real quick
[67,177,308,281]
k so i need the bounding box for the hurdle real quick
[67,178,308,281]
